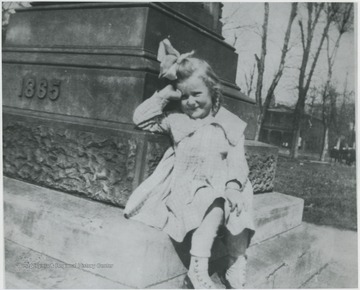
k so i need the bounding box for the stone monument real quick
[4,3,324,289]
[3,2,277,206]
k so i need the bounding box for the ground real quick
[274,155,357,230]
[273,155,358,288]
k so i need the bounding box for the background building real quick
[260,105,324,154]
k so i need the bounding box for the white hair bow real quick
[157,38,194,80]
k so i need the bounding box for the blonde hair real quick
[175,58,223,115]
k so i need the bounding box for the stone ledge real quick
[5,224,333,289]
[4,177,303,288]
[246,222,333,288]
[5,239,128,289]
[4,177,186,288]
[252,192,304,245]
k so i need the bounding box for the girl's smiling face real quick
[177,75,213,119]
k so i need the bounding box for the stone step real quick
[251,191,303,245]
[5,239,128,289]
[246,222,332,288]
[4,177,304,288]
[5,224,332,289]
[162,223,333,289]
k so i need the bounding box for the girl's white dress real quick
[124,92,255,242]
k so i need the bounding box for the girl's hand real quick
[158,84,182,101]
[225,188,248,217]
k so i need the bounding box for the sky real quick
[222,3,356,106]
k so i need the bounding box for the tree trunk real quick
[254,114,262,141]
[254,3,269,141]
[318,4,352,161]
[320,126,329,161]
[290,126,301,159]
[290,91,305,159]
[254,3,298,141]
[290,3,331,159]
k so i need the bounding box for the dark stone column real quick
[3,3,276,207]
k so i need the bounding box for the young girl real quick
[125,39,255,289]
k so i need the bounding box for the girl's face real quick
[177,75,213,119]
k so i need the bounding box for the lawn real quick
[274,156,357,231]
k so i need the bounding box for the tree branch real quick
[254,2,269,109]
[298,20,306,52]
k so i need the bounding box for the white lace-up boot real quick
[183,256,217,289]
[223,255,247,289]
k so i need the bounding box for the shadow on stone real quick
[170,230,229,277]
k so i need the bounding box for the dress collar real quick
[169,107,247,146]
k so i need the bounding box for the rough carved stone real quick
[246,152,278,193]
[3,120,138,207]
[143,141,170,179]
[3,119,277,208]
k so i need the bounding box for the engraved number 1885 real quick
[20,76,61,101]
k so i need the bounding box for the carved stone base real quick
[245,140,278,193]
[3,112,278,207]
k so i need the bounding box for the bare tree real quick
[254,3,269,113]
[244,63,256,97]
[319,3,353,161]
[338,90,355,149]
[320,84,338,160]
[335,73,354,142]
[290,3,337,158]
[328,72,355,152]
[254,3,298,141]
[222,7,257,47]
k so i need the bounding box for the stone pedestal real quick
[2,4,319,289]
[3,3,274,207]
[4,177,308,288]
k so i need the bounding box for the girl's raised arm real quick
[133,85,181,133]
